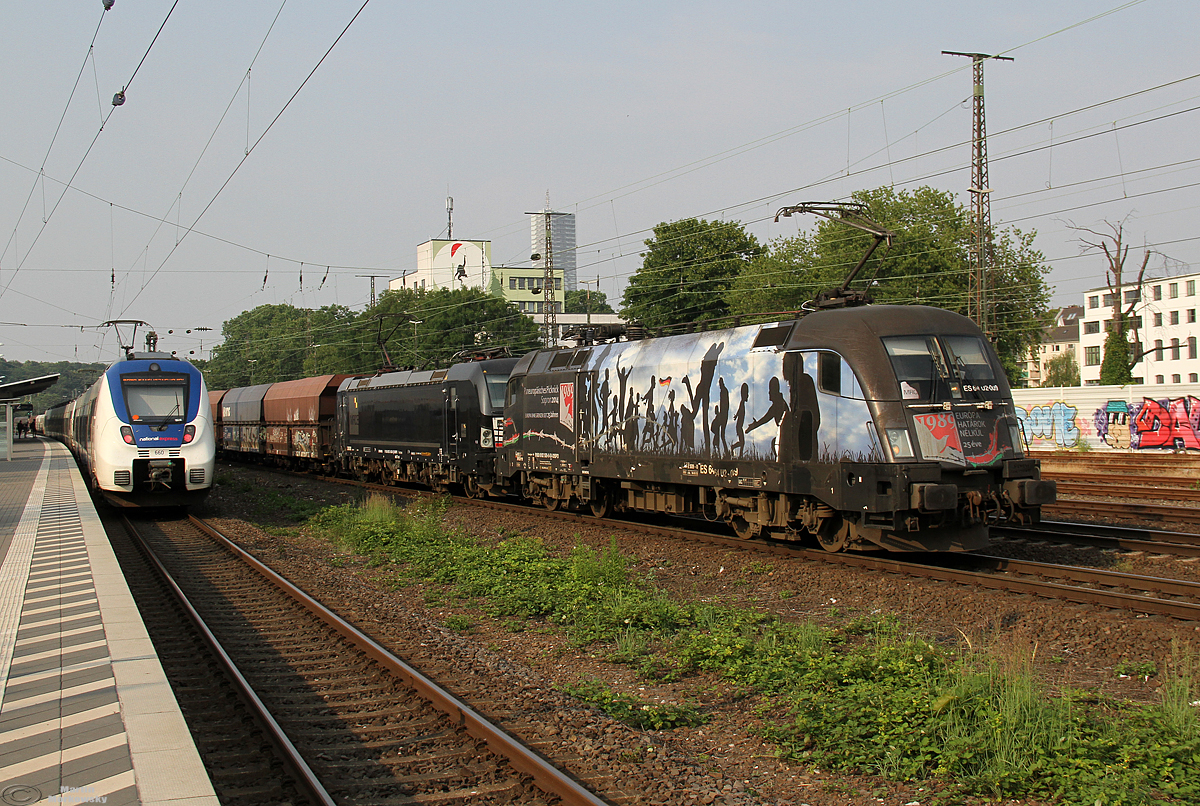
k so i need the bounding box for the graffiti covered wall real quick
[1012,383,1200,452]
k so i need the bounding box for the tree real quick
[1073,219,1151,385]
[370,287,541,369]
[621,218,761,328]
[1042,350,1080,387]
[726,186,1052,382]
[203,304,312,389]
[564,289,614,315]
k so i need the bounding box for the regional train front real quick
[89,355,216,507]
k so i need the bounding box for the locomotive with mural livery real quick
[495,305,1055,552]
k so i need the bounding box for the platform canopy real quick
[0,373,59,401]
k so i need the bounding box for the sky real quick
[2,0,1197,365]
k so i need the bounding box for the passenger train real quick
[207,304,1055,552]
[44,353,216,507]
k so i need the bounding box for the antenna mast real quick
[943,50,1012,341]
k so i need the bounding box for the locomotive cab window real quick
[485,373,508,410]
[120,374,189,424]
[940,336,995,382]
[883,335,998,403]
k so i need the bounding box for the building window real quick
[1154,312,1163,327]
[1188,279,1196,296]
[1191,374,1199,383]
[1190,337,1198,360]
[1153,285,1162,300]
[1189,309,1196,323]
[1156,375,1165,384]
[1171,338,1181,360]
[1170,283,1179,298]
[1085,345,1101,366]
[1054,344,1061,351]
[1084,321,1099,334]
[1173,374,1182,383]
[1124,289,1139,303]
[509,277,517,290]
[1171,310,1180,325]
[1155,339,1164,361]
[1088,295,1100,309]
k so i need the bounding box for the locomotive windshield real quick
[883,335,999,402]
[485,374,508,410]
[121,374,190,424]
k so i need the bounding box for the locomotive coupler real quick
[148,459,173,487]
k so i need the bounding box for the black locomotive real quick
[210,306,1053,552]
[334,358,517,496]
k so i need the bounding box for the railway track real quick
[1044,497,1200,526]
[1052,478,1200,502]
[995,520,1200,558]
[102,509,322,805]
[116,512,609,806]
[227,465,1200,624]
[351,487,1200,621]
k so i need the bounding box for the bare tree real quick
[1071,219,1152,384]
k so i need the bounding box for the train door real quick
[443,386,459,463]
[577,370,595,466]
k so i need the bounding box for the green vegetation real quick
[562,678,707,730]
[199,287,541,390]
[307,495,1199,804]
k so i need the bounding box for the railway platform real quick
[0,438,217,806]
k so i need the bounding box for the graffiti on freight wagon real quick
[1017,395,1200,451]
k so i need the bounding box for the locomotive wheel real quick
[731,515,759,540]
[463,476,484,499]
[542,494,560,511]
[816,518,850,552]
[588,488,610,519]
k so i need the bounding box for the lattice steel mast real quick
[944,50,1011,341]
[527,194,567,347]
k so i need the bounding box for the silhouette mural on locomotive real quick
[498,304,1055,553]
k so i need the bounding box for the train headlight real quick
[183,424,196,444]
[120,425,134,445]
[885,428,914,460]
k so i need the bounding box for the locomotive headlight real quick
[183,424,196,444]
[885,428,914,460]
[120,425,134,445]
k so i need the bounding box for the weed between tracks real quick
[310,494,1200,805]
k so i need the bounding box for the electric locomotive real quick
[44,353,216,507]
[334,356,518,495]
[496,305,1055,552]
